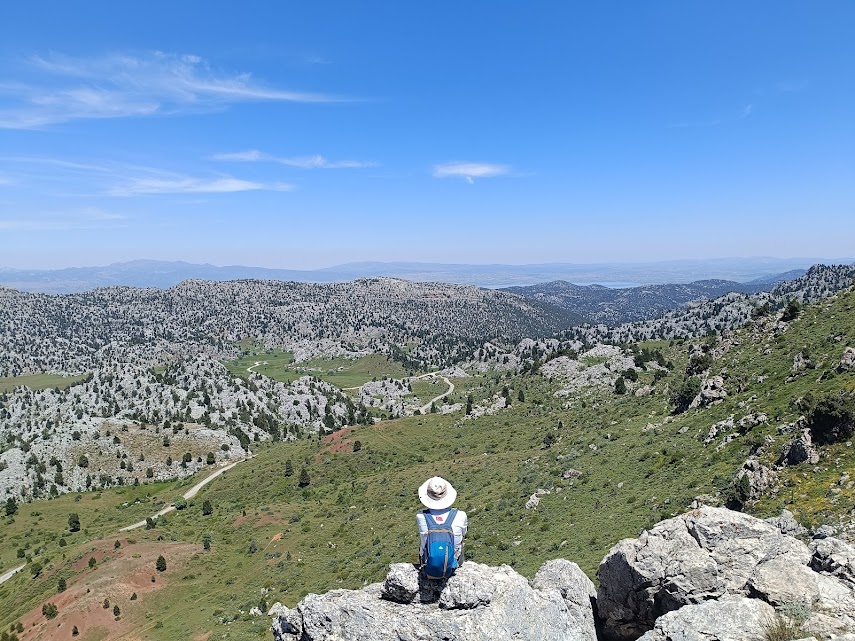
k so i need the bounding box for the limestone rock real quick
[692,376,727,408]
[637,596,774,641]
[811,536,855,590]
[837,347,855,372]
[597,507,818,640]
[271,561,597,641]
[765,509,808,537]
[778,428,820,466]
[736,459,777,500]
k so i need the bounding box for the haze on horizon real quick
[1,2,853,270]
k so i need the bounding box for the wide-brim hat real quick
[418,476,457,510]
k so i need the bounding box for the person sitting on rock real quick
[417,476,468,578]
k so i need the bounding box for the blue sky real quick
[0,1,852,269]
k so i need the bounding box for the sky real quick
[0,1,853,269]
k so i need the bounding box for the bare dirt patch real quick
[19,539,196,641]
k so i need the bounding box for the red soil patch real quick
[271,533,282,542]
[18,539,196,641]
[322,425,356,444]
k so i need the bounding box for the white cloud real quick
[432,162,510,182]
[0,51,344,129]
[109,176,294,196]
[213,149,377,169]
[739,104,753,119]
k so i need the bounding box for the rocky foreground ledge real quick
[271,507,855,641]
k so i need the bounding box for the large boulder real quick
[271,561,597,641]
[636,596,774,641]
[838,347,855,372]
[596,506,855,640]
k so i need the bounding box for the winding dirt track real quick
[0,455,252,585]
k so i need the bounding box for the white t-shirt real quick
[417,508,468,559]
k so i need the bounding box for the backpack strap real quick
[424,508,457,531]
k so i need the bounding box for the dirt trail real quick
[0,563,24,585]
[119,456,250,532]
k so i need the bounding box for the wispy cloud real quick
[1,155,293,197]
[0,207,127,231]
[0,175,13,186]
[212,149,377,169]
[109,175,293,196]
[432,161,511,183]
[739,103,753,119]
[0,51,345,129]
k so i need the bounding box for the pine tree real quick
[5,496,17,516]
[155,555,167,572]
[68,513,81,532]
[202,499,213,516]
[284,459,294,477]
[298,468,310,488]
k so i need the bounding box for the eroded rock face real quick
[271,561,597,641]
[596,506,855,640]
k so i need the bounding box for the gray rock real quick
[814,524,837,539]
[637,596,774,641]
[532,559,597,637]
[736,459,777,501]
[596,507,841,640]
[838,347,855,372]
[765,509,808,537]
[778,429,820,466]
[811,537,855,590]
[382,562,420,604]
[271,561,597,641]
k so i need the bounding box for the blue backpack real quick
[421,509,459,579]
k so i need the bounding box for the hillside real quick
[503,271,806,325]
[1,279,853,640]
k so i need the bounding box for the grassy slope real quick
[0,373,89,394]
[224,352,410,388]
[1,287,853,640]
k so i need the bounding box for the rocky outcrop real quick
[691,376,727,408]
[735,458,777,501]
[270,561,597,641]
[637,596,774,641]
[837,347,855,372]
[597,506,855,640]
[778,428,821,466]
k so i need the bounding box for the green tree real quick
[41,603,58,619]
[4,497,17,516]
[57,577,67,592]
[202,532,212,550]
[518,389,526,402]
[671,377,701,413]
[806,391,855,445]
[103,598,110,609]
[352,440,362,452]
[72,625,79,636]
[206,452,215,464]
[145,517,156,529]
[781,299,801,321]
[88,557,96,569]
[77,454,89,468]
[284,459,294,477]
[113,605,120,617]
[68,513,81,532]
[155,555,167,572]
[202,499,213,516]
[114,540,121,549]
[30,562,43,577]
[614,377,627,395]
[298,468,311,488]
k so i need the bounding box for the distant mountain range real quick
[0,257,848,294]
[503,271,808,325]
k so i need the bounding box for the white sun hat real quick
[418,476,457,510]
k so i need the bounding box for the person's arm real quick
[452,511,468,558]
[416,512,428,558]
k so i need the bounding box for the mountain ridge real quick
[0,257,847,293]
